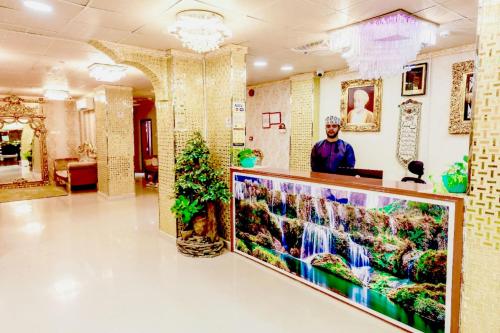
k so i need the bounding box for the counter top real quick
[231,167,463,203]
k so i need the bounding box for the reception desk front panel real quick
[231,168,463,333]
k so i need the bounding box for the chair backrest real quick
[401,176,427,184]
[336,167,383,179]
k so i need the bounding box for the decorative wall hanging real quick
[397,99,422,166]
[328,10,437,78]
[262,113,270,129]
[449,60,474,134]
[402,63,428,96]
[269,112,281,125]
[340,78,382,132]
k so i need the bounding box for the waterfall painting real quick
[232,172,458,333]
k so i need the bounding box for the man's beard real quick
[327,131,338,139]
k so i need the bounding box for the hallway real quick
[0,188,400,333]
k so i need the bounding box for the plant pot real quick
[240,156,257,168]
[442,174,467,193]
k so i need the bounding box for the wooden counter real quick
[230,167,463,333]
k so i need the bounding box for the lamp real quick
[168,10,232,53]
[88,63,127,82]
[329,10,437,78]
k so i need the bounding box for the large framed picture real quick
[449,60,474,134]
[232,169,463,333]
[402,63,428,96]
[341,78,382,132]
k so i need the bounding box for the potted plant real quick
[238,148,257,168]
[171,132,231,256]
[442,155,468,193]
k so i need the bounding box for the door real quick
[140,119,153,171]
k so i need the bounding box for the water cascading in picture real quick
[233,174,451,333]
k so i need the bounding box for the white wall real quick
[319,50,473,181]
[246,81,291,169]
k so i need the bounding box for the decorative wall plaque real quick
[397,99,422,166]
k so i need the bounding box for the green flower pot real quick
[442,174,468,193]
[240,157,257,168]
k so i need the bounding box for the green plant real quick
[237,148,255,160]
[172,132,231,239]
[171,195,203,224]
[22,150,32,161]
[443,155,468,187]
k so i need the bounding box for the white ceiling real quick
[0,0,477,97]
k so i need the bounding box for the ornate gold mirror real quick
[0,95,48,189]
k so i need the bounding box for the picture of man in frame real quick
[347,86,375,124]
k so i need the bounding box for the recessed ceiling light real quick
[439,30,451,38]
[281,65,293,71]
[23,1,53,12]
[254,60,268,67]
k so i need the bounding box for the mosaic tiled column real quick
[94,85,135,198]
[460,1,500,331]
[289,73,316,172]
[89,40,176,235]
[205,45,247,240]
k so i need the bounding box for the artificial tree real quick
[171,132,231,243]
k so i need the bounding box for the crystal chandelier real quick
[44,65,70,100]
[88,63,127,82]
[329,10,437,78]
[168,10,231,53]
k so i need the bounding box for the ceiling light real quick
[167,10,232,53]
[281,65,294,71]
[254,60,268,67]
[439,30,451,38]
[88,63,127,82]
[329,10,437,78]
[44,89,69,101]
[23,1,53,12]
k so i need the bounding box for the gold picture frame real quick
[0,95,49,189]
[341,78,382,132]
[449,60,474,134]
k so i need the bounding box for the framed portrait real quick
[269,112,281,125]
[341,78,382,132]
[262,112,271,129]
[401,63,427,96]
[449,60,474,134]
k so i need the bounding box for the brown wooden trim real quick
[450,198,464,333]
[231,167,464,204]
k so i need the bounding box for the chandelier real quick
[88,63,127,82]
[329,10,437,78]
[44,65,70,100]
[168,10,231,53]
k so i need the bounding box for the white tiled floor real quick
[0,184,402,333]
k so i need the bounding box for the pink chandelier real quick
[329,10,437,78]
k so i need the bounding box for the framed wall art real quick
[232,169,463,333]
[269,112,281,125]
[262,112,271,129]
[397,99,422,166]
[402,63,428,96]
[449,60,474,134]
[341,78,382,132]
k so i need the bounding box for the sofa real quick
[54,158,98,192]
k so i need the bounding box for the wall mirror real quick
[0,95,48,189]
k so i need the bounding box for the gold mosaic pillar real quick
[94,85,135,198]
[204,45,247,240]
[289,73,316,172]
[89,40,176,235]
[460,1,500,332]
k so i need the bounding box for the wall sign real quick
[397,99,422,166]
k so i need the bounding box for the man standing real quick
[311,116,356,173]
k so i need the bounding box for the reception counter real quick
[230,167,463,333]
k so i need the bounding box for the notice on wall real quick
[232,102,246,129]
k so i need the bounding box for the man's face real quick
[325,124,339,138]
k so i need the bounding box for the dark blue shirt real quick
[310,139,356,173]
